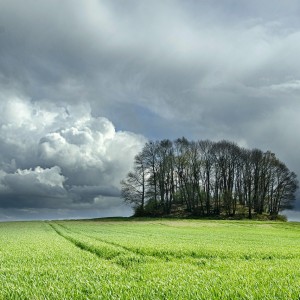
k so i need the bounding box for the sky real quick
[0,0,300,221]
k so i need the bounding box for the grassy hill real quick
[0,218,299,299]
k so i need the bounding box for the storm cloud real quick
[0,0,300,219]
[0,99,145,219]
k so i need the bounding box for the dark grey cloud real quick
[1,0,300,219]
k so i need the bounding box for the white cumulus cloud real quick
[0,98,146,215]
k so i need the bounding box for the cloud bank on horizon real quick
[0,0,300,219]
[0,99,145,219]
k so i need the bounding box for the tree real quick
[157,139,175,214]
[142,141,160,209]
[121,153,147,215]
[198,140,214,215]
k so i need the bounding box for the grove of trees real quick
[121,138,298,219]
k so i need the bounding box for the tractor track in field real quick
[47,222,106,258]
[47,222,158,267]
[53,222,153,257]
[51,222,194,261]
[48,222,230,263]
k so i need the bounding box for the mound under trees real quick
[121,138,298,218]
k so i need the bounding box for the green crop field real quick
[0,219,300,299]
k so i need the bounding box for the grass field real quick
[0,218,300,299]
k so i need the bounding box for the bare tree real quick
[121,153,147,215]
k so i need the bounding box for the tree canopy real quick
[121,138,298,219]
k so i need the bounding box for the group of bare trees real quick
[121,138,298,218]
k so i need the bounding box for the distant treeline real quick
[121,138,298,218]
